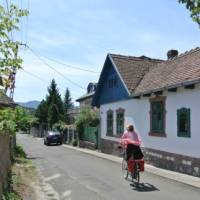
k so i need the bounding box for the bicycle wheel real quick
[135,171,140,187]
[134,163,140,187]
[122,158,128,179]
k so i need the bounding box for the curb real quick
[62,144,200,189]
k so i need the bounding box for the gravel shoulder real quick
[12,157,46,200]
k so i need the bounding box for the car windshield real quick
[48,131,60,136]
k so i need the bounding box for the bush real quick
[71,139,77,146]
[0,107,38,135]
[75,106,99,138]
[0,120,16,135]
[2,192,21,200]
[52,120,65,133]
[14,145,26,158]
[2,170,21,200]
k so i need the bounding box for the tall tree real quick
[46,79,64,128]
[64,88,74,123]
[35,100,48,124]
[179,0,200,26]
[0,4,28,92]
[35,79,65,129]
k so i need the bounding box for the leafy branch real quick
[179,0,200,26]
[0,3,28,91]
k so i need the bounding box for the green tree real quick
[35,80,67,129]
[64,88,74,123]
[0,107,37,134]
[46,79,64,128]
[48,103,60,128]
[0,108,16,134]
[14,107,37,132]
[35,100,48,124]
[0,4,28,92]
[75,106,99,137]
[179,0,200,26]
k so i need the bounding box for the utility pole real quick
[9,43,26,99]
[9,44,18,99]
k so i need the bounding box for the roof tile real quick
[110,54,163,93]
[134,47,200,95]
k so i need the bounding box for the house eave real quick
[76,92,94,102]
[132,78,200,97]
[108,54,130,96]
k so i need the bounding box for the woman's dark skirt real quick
[126,144,144,161]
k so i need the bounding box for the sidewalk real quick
[63,144,200,189]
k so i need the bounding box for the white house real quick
[92,48,200,177]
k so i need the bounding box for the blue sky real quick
[2,0,199,104]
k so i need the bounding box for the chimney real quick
[167,49,178,60]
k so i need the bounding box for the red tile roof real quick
[134,47,200,95]
[110,54,163,93]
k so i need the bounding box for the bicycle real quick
[121,148,145,187]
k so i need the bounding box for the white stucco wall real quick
[100,84,200,158]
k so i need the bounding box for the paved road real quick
[17,134,200,200]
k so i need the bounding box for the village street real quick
[17,134,200,200]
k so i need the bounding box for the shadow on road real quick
[26,156,44,160]
[131,182,160,192]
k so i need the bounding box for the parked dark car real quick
[44,131,62,145]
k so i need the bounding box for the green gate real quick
[81,126,100,149]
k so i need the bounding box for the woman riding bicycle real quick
[120,124,144,161]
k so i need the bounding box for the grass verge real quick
[2,145,37,200]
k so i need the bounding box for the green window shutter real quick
[177,108,191,138]
[107,111,113,136]
[151,101,164,133]
[116,111,124,135]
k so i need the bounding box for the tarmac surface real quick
[18,134,200,200]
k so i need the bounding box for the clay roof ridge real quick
[109,53,163,63]
[162,47,200,65]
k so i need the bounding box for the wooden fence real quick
[0,133,15,198]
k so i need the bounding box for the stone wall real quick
[79,140,97,150]
[0,134,11,198]
[101,138,200,177]
[101,138,121,156]
[144,148,200,177]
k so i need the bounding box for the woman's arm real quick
[132,131,142,145]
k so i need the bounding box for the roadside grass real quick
[2,145,37,200]
[14,145,26,159]
[1,170,22,200]
[2,191,21,200]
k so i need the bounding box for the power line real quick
[21,69,48,83]
[26,46,86,90]
[41,55,100,74]
[25,0,30,46]
[27,46,100,74]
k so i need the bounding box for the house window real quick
[107,110,113,136]
[116,109,124,135]
[177,108,190,137]
[149,96,166,137]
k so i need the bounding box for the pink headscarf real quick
[120,130,141,147]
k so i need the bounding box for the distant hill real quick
[17,100,40,109]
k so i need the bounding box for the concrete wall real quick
[100,84,200,158]
[0,134,11,198]
[30,124,48,138]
